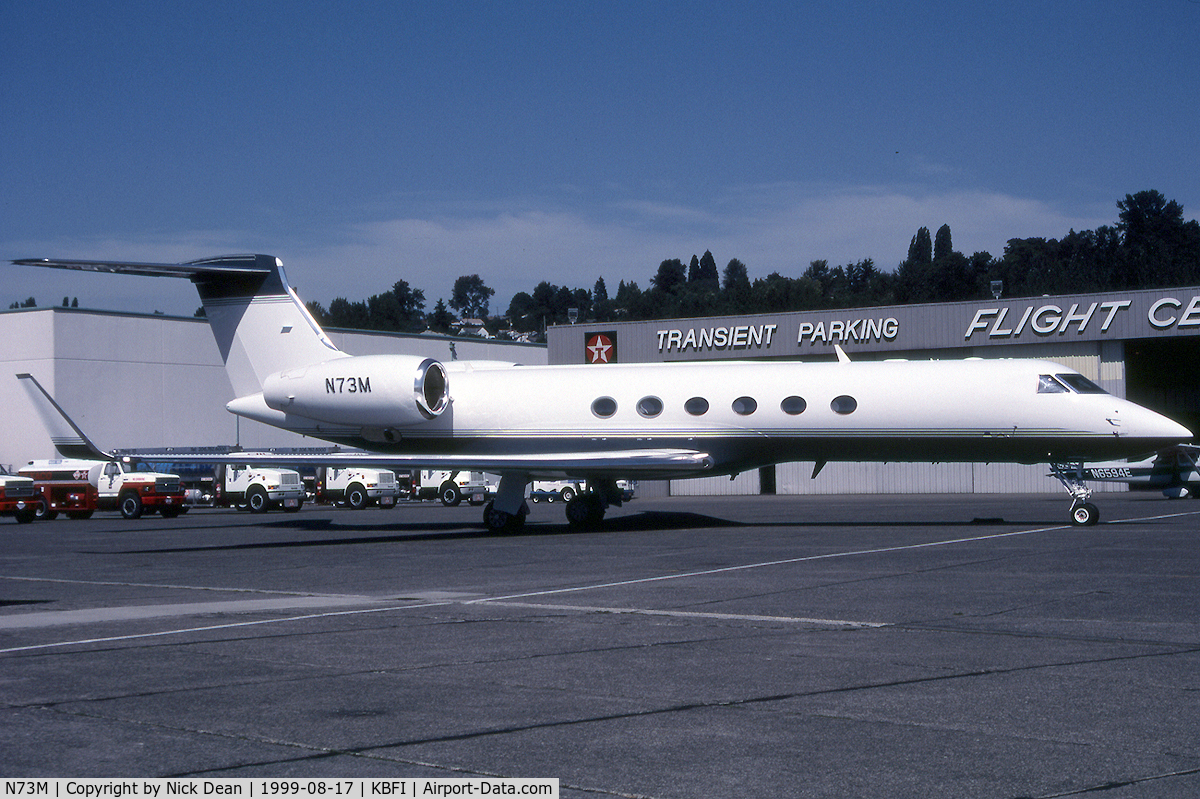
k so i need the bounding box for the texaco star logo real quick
[586,332,616,364]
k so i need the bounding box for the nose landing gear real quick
[1051,463,1100,526]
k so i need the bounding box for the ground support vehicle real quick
[213,463,305,513]
[315,466,400,509]
[19,459,185,519]
[529,480,584,503]
[530,479,636,504]
[0,474,40,523]
[415,470,496,507]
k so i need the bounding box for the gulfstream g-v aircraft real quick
[13,255,1192,530]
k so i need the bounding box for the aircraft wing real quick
[117,448,715,479]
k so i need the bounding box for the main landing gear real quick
[1050,463,1100,526]
[481,475,627,534]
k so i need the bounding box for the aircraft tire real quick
[482,501,526,534]
[565,494,605,530]
[1070,502,1099,526]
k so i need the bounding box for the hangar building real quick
[547,285,1200,497]
[0,307,546,473]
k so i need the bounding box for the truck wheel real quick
[35,502,57,521]
[347,484,369,510]
[439,481,462,507]
[247,486,269,513]
[560,486,576,502]
[15,503,38,524]
[119,492,144,519]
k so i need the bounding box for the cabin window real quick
[637,396,664,418]
[1037,374,1069,394]
[591,397,617,418]
[685,397,709,416]
[1056,373,1108,394]
[831,395,857,415]
[781,396,807,415]
[732,396,757,416]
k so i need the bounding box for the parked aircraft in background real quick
[1061,445,1200,499]
[13,255,1192,530]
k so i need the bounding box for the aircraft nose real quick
[1123,402,1192,443]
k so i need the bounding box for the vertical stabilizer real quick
[187,255,345,396]
[12,254,346,398]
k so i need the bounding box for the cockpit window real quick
[1056,373,1108,394]
[1037,374,1069,394]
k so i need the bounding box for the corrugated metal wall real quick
[671,462,1124,496]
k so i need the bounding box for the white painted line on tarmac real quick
[0,595,388,630]
[4,508,1197,655]
[483,601,888,628]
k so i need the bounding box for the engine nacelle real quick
[262,354,448,428]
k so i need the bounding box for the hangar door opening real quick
[1125,337,1200,438]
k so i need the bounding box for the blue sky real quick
[3,1,1198,317]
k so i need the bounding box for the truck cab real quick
[416,470,496,506]
[315,466,400,509]
[0,473,40,523]
[215,463,305,512]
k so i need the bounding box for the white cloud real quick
[3,187,1117,318]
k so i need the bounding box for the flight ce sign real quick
[964,294,1200,341]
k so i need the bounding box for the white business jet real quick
[13,255,1192,530]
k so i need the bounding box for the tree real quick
[427,298,455,333]
[908,227,932,265]
[450,274,495,319]
[694,250,720,291]
[650,259,686,293]
[327,297,369,329]
[365,279,426,332]
[1117,190,1198,287]
[934,224,953,262]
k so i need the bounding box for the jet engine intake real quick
[262,354,448,427]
